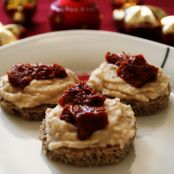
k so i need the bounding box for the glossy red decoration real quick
[106,52,158,88]
[59,82,108,140]
[49,0,101,30]
[8,63,67,88]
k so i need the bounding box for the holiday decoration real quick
[3,0,37,24]
[49,0,101,31]
[4,24,27,38]
[0,25,17,46]
[0,22,27,46]
[113,5,167,41]
[161,16,174,46]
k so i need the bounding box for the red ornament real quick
[3,0,37,24]
[49,0,101,30]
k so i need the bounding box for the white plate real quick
[0,30,174,174]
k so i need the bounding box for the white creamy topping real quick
[87,62,170,102]
[161,16,174,34]
[45,98,136,150]
[0,69,78,108]
[125,6,160,27]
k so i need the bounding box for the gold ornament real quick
[161,16,174,34]
[113,5,167,28]
[113,5,167,41]
[0,23,4,28]
[4,0,37,24]
[0,28,17,46]
[4,24,27,39]
[161,16,174,46]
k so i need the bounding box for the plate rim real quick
[0,30,173,51]
[0,29,174,174]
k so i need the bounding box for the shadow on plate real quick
[40,147,135,174]
[0,108,40,139]
[136,96,172,138]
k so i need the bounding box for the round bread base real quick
[121,94,170,116]
[0,97,56,121]
[40,120,134,167]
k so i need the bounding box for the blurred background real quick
[0,0,174,45]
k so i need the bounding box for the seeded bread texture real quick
[39,120,135,167]
[0,97,56,121]
[120,94,170,116]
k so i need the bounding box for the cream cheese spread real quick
[45,98,136,150]
[0,69,78,108]
[87,62,170,102]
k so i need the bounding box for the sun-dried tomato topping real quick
[106,52,129,66]
[106,52,159,88]
[60,104,108,140]
[59,82,108,140]
[59,82,105,106]
[7,63,68,88]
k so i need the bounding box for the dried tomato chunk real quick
[60,104,108,140]
[105,52,129,66]
[106,52,158,88]
[59,82,108,140]
[7,63,68,88]
[8,64,33,88]
[59,82,105,106]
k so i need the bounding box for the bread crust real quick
[0,97,56,121]
[121,94,170,116]
[40,120,135,167]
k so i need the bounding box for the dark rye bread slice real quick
[0,97,56,121]
[40,120,135,167]
[121,93,170,116]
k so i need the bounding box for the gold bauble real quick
[0,28,17,46]
[4,0,37,24]
[4,24,26,38]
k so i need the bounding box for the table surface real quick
[0,0,174,37]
